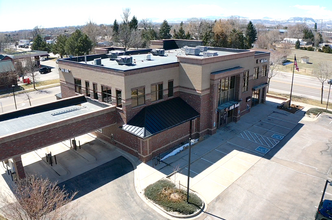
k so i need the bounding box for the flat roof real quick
[0,96,111,137]
[6,50,49,59]
[70,48,245,71]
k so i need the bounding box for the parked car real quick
[39,67,51,74]
[316,200,332,220]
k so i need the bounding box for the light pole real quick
[318,180,332,208]
[12,85,17,110]
[187,120,192,203]
[326,79,332,110]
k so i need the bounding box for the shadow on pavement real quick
[146,100,306,179]
[59,156,133,200]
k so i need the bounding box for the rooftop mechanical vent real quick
[94,58,102,65]
[108,50,125,60]
[151,49,165,56]
[185,47,200,56]
[196,46,208,52]
[203,52,218,57]
[116,56,133,65]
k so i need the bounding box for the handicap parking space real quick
[226,110,303,157]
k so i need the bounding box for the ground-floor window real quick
[252,90,259,106]
[131,87,145,107]
[242,71,249,92]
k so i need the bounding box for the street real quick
[270,71,332,102]
[0,86,60,113]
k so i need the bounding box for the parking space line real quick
[227,141,265,156]
[262,120,292,130]
[201,157,213,164]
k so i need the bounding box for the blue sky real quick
[0,0,331,32]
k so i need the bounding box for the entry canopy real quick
[217,100,240,111]
[252,83,268,91]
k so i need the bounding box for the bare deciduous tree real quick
[0,71,17,89]
[82,20,99,47]
[312,62,332,104]
[267,50,289,92]
[0,175,78,220]
[286,23,308,39]
[24,58,38,90]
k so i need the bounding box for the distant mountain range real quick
[161,16,331,28]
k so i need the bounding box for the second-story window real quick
[151,83,163,101]
[116,90,122,107]
[101,85,112,103]
[93,83,98,99]
[168,81,174,97]
[242,70,249,92]
[74,78,82,94]
[131,87,145,107]
[262,65,268,76]
[85,81,90,97]
[253,67,259,79]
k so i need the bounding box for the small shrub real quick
[307,46,314,51]
[144,179,203,215]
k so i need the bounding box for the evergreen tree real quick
[52,34,67,58]
[314,23,317,32]
[295,39,300,49]
[213,31,228,47]
[31,34,49,52]
[303,28,314,42]
[159,20,171,39]
[142,28,158,47]
[245,21,257,48]
[228,29,245,49]
[174,22,186,39]
[113,20,119,35]
[65,30,92,56]
[129,16,138,30]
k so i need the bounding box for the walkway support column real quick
[13,155,26,180]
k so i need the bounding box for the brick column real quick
[13,155,26,179]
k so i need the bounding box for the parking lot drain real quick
[271,134,284,140]
[255,146,270,154]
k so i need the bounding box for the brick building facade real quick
[58,42,270,162]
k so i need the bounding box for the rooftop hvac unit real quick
[185,47,200,56]
[108,50,125,60]
[203,52,218,57]
[196,46,208,52]
[151,49,165,56]
[94,58,102,65]
[116,56,133,65]
[146,53,152,60]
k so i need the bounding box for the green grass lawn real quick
[278,48,332,75]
